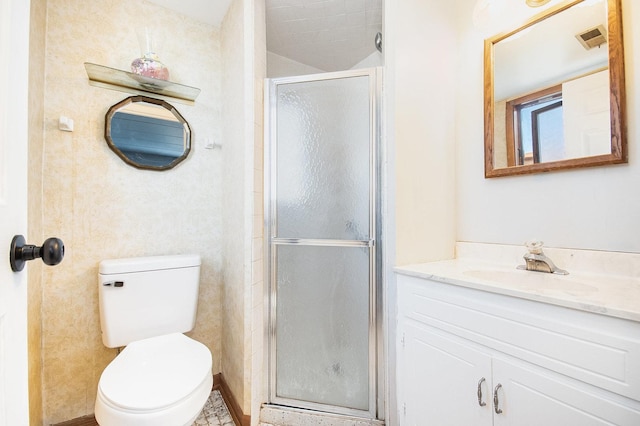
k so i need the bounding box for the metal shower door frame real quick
[264,67,383,420]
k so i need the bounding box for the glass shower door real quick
[267,69,380,418]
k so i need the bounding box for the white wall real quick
[267,50,382,78]
[384,0,459,423]
[351,51,383,70]
[455,0,640,253]
[390,0,458,266]
[267,51,324,78]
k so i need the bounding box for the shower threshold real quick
[259,404,384,426]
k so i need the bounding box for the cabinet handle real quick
[477,377,486,406]
[493,383,503,414]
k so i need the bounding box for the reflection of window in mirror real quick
[497,68,610,168]
[505,85,563,166]
[531,99,564,163]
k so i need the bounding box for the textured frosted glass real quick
[275,76,371,240]
[275,245,370,410]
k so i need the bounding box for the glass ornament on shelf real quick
[130,27,169,81]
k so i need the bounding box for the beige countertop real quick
[395,258,640,323]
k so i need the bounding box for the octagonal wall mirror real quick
[105,95,192,171]
[484,0,626,178]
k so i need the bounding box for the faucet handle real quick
[525,239,544,254]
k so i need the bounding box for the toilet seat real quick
[96,333,212,425]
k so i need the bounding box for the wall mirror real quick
[105,95,192,171]
[484,0,626,178]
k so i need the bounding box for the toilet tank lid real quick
[99,254,201,275]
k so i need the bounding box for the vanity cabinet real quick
[396,273,640,425]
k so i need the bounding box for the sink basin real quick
[463,269,598,294]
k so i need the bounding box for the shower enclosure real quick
[265,68,382,419]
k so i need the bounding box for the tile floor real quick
[54,389,235,426]
[193,389,236,425]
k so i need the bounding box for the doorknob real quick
[9,235,65,272]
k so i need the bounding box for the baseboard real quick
[52,415,98,426]
[213,373,251,426]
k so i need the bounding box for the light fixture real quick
[526,0,552,6]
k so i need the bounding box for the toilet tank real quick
[98,254,201,348]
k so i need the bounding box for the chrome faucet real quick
[517,240,568,275]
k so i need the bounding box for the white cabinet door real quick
[492,357,640,426]
[397,275,640,426]
[400,320,493,426]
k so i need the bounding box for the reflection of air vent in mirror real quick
[575,25,607,50]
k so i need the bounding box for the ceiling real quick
[266,0,382,72]
[147,0,382,72]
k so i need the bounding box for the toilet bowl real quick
[95,255,212,426]
[95,333,212,426]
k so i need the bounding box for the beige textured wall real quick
[493,99,507,168]
[220,0,265,416]
[28,0,47,424]
[250,0,266,422]
[220,0,251,413]
[41,0,223,423]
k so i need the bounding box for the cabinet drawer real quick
[397,275,640,401]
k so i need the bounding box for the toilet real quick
[94,254,213,426]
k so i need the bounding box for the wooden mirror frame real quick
[484,0,626,178]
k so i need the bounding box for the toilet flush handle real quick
[9,234,65,272]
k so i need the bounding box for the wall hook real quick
[9,235,65,272]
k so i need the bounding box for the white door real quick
[267,69,381,418]
[0,0,31,425]
[562,69,611,159]
[400,321,493,426]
